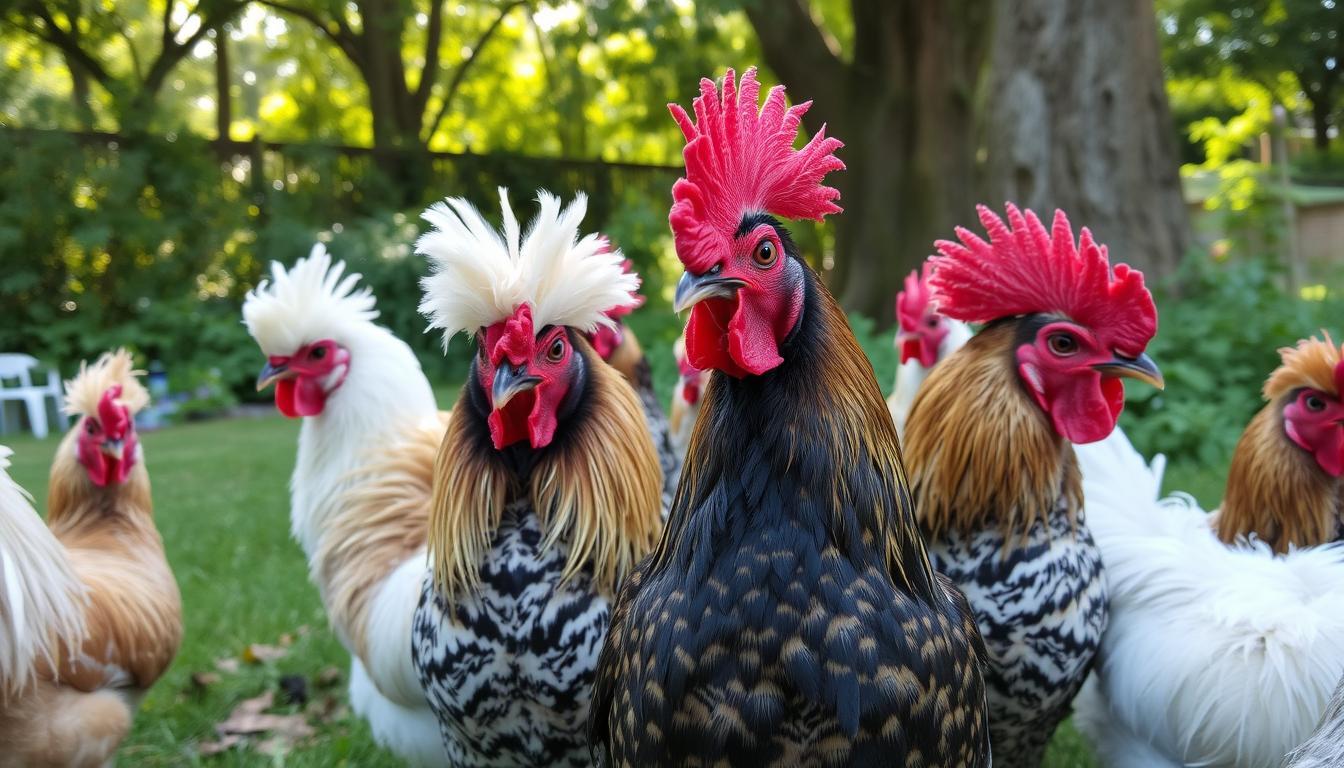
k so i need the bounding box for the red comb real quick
[895,263,935,334]
[1335,357,1344,395]
[98,385,131,439]
[929,204,1157,357]
[491,304,535,367]
[668,67,845,273]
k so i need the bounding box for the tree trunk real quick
[66,55,94,129]
[1308,91,1333,151]
[744,0,990,322]
[215,30,232,142]
[983,0,1190,279]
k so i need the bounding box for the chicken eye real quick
[310,345,327,360]
[1047,332,1078,356]
[926,317,939,328]
[751,239,777,268]
[86,420,98,435]
[547,337,566,362]
[1304,392,1326,412]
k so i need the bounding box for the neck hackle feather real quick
[417,188,640,347]
[1218,333,1344,551]
[242,244,378,357]
[668,66,844,272]
[929,203,1156,357]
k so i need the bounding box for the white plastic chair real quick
[0,354,64,439]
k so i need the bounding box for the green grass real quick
[3,411,1105,766]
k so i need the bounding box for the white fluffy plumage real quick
[1073,430,1344,767]
[0,446,87,699]
[416,188,639,345]
[242,244,378,357]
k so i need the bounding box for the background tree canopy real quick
[1,0,1341,469]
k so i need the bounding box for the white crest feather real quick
[242,244,379,357]
[417,188,640,347]
[63,348,149,418]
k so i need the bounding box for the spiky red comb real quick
[929,204,1157,357]
[98,385,132,439]
[896,263,936,333]
[668,67,845,273]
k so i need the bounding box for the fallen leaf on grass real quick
[214,657,240,674]
[305,694,349,724]
[198,689,315,758]
[316,666,342,688]
[190,672,220,690]
[242,643,287,664]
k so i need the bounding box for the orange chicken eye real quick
[751,239,777,268]
[547,337,566,362]
[1047,332,1078,356]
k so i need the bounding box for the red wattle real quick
[294,377,327,416]
[899,338,924,366]
[488,391,534,450]
[275,379,300,418]
[686,298,748,378]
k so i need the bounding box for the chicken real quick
[0,350,182,767]
[590,67,991,766]
[586,256,682,510]
[1073,335,1344,768]
[1284,671,1344,768]
[887,262,972,437]
[668,334,710,460]
[411,188,663,766]
[242,245,446,765]
[903,204,1165,768]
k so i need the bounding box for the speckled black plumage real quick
[590,257,991,768]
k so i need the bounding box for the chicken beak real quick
[1094,352,1165,390]
[256,361,293,391]
[673,270,747,314]
[100,438,125,461]
[492,363,541,411]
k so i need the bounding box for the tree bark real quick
[1306,86,1333,151]
[214,30,232,142]
[744,0,990,322]
[983,0,1190,280]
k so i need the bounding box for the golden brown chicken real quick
[0,350,181,767]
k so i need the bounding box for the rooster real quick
[903,204,1164,767]
[0,350,182,766]
[412,188,663,766]
[887,262,973,437]
[1073,335,1344,768]
[586,256,682,510]
[242,245,446,765]
[668,334,710,460]
[590,67,991,766]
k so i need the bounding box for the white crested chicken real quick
[590,67,991,766]
[412,188,663,766]
[1074,335,1344,768]
[668,334,710,460]
[242,245,446,765]
[887,262,973,437]
[903,204,1165,767]
[0,350,182,766]
[585,254,681,510]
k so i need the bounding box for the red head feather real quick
[668,67,845,273]
[929,204,1157,357]
[896,263,935,334]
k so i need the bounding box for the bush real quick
[1119,254,1344,470]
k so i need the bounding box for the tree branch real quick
[256,0,363,66]
[742,0,845,89]
[413,0,446,114]
[422,0,525,142]
[15,3,114,86]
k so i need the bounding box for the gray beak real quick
[1093,352,1165,390]
[673,270,747,314]
[100,438,125,461]
[492,362,541,411]
[256,361,292,391]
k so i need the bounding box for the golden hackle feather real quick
[903,322,1082,542]
[668,285,934,594]
[1216,334,1344,551]
[428,338,662,599]
[316,412,450,658]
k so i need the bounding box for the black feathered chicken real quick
[589,67,991,768]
